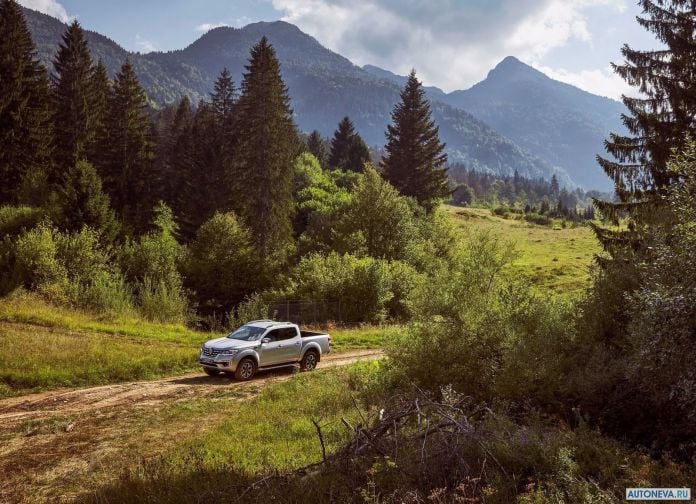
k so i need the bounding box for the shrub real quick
[524,212,552,226]
[12,223,67,293]
[76,270,133,316]
[387,230,521,399]
[119,202,187,323]
[281,252,394,323]
[334,166,417,261]
[0,206,44,237]
[182,212,261,315]
[228,293,272,330]
[138,277,187,323]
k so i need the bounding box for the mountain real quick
[366,58,624,190]
[22,7,572,185]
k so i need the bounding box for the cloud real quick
[537,64,635,100]
[18,0,70,22]
[272,0,628,94]
[196,22,230,32]
[134,34,157,53]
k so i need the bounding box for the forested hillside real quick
[364,57,626,190]
[21,6,570,184]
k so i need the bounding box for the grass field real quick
[0,292,390,397]
[445,205,601,296]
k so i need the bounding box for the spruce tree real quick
[210,68,237,210]
[101,59,154,234]
[306,130,328,168]
[0,0,53,204]
[595,0,696,253]
[52,20,95,173]
[328,117,370,172]
[232,37,299,256]
[381,70,449,211]
[160,96,193,207]
[58,160,118,242]
[88,59,111,165]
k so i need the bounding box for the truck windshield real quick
[226,325,266,341]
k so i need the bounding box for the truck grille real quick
[202,347,225,357]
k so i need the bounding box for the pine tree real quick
[58,160,118,242]
[210,68,237,210]
[88,59,111,165]
[328,117,370,172]
[52,20,95,173]
[381,70,449,211]
[232,37,300,256]
[306,130,327,168]
[160,96,193,207]
[101,59,154,234]
[0,0,53,204]
[595,0,696,254]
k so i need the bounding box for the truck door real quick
[260,327,300,365]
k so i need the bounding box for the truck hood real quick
[204,337,260,350]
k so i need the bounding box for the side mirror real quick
[262,337,271,344]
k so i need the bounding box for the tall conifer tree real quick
[328,117,370,172]
[211,68,237,210]
[101,59,154,234]
[594,0,696,255]
[52,20,95,173]
[233,37,299,256]
[58,160,118,242]
[381,70,448,211]
[306,130,328,168]
[0,0,53,204]
[88,59,111,166]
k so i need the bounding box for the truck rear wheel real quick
[300,350,319,371]
[235,358,257,381]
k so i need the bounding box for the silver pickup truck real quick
[199,320,331,380]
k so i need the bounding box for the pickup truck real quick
[199,320,331,380]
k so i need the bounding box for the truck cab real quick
[199,320,331,380]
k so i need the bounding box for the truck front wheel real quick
[300,350,319,371]
[235,358,257,381]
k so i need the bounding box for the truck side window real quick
[276,328,296,341]
[264,329,280,342]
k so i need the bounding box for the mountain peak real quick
[487,56,543,81]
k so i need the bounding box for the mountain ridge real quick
[23,6,576,186]
[363,57,623,190]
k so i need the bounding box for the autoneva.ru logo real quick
[626,488,691,501]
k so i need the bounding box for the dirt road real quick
[0,349,382,503]
[0,349,382,426]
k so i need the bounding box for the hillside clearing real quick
[445,205,600,295]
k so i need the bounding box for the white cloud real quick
[134,34,157,53]
[537,64,635,100]
[196,22,230,32]
[18,0,70,22]
[272,0,629,95]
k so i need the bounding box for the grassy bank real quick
[445,205,600,295]
[0,292,390,397]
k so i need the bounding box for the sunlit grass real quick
[445,205,601,296]
[0,293,390,396]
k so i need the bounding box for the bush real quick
[387,230,521,399]
[76,270,134,316]
[182,212,261,316]
[119,202,187,322]
[0,206,44,237]
[12,223,67,293]
[524,212,552,226]
[280,252,394,323]
[138,277,187,323]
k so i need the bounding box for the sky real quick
[19,0,660,100]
